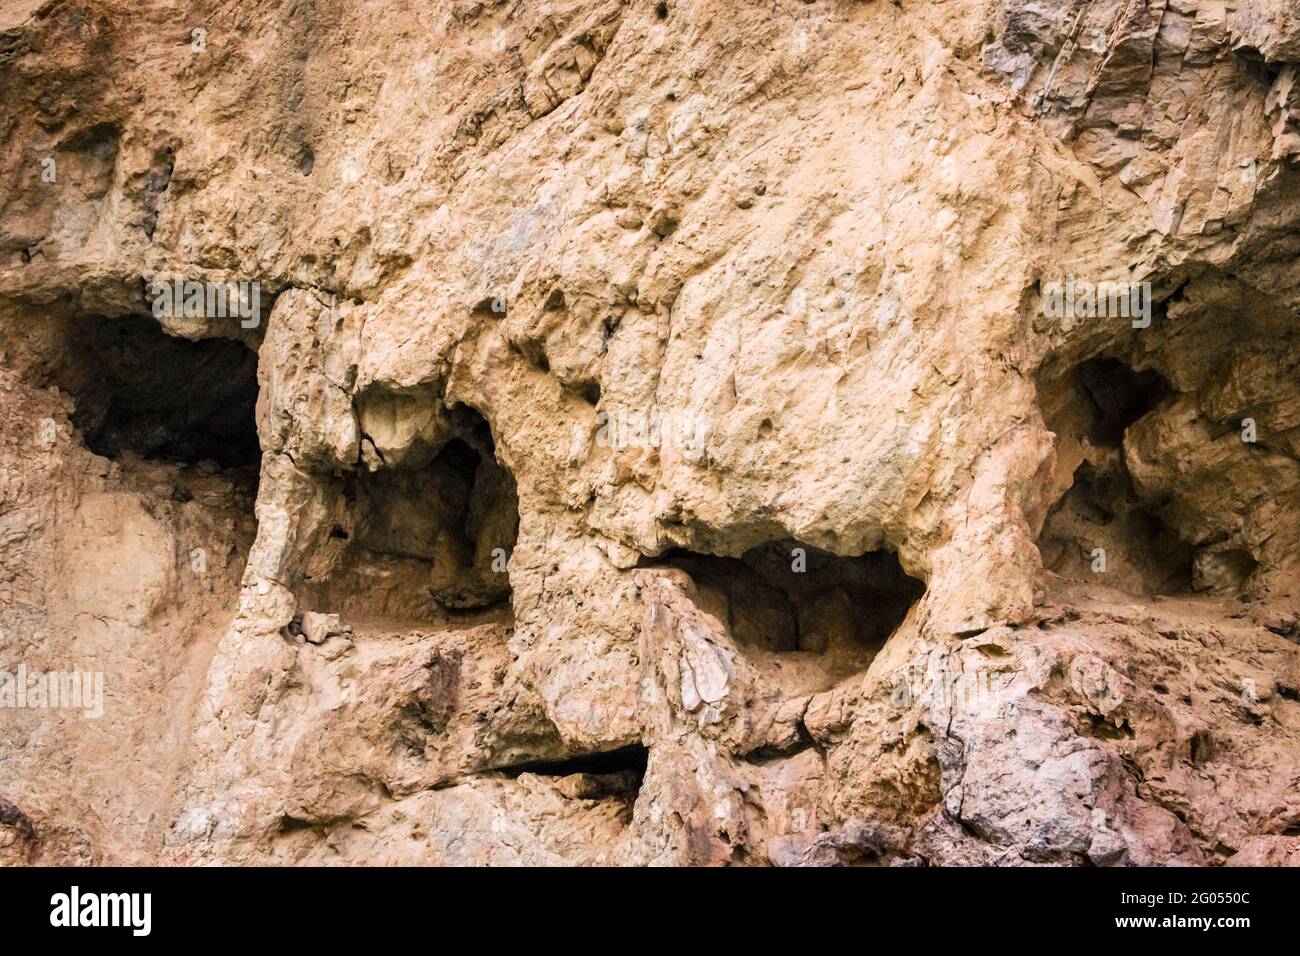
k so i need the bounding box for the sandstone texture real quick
[2,0,1300,866]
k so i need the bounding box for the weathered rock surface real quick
[2,0,1299,866]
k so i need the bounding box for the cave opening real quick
[498,743,650,781]
[1035,352,1211,597]
[495,743,649,813]
[311,407,520,621]
[644,540,925,666]
[1039,461,1196,596]
[59,314,262,472]
[1075,357,1171,447]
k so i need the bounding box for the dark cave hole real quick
[341,406,520,612]
[60,314,261,471]
[1082,712,1135,741]
[1128,509,1196,598]
[643,540,925,655]
[1040,462,1195,596]
[560,376,601,406]
[295,144,315,176]
[491,743,649,814]
[1075,358,1171,447]
[432,436,484,486]
[498,743,649,781]
[1052,461,1119,525]
[1201,548,1258,591]
[472,295,506,317]
[1190,730,1216,767]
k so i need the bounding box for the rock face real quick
[1,0,1299,866]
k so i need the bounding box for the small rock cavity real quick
[301,407,520,622]
[62,314,261,471]
[644,540,925,676]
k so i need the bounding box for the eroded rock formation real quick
[1,0,1299,866]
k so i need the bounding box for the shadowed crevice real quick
[642,540,925,660]
[61,314,261,470]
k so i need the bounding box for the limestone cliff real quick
[2,0,1299,866]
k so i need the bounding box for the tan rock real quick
[1,0,1299,869]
